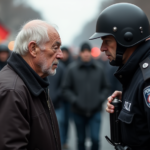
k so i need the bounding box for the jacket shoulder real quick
[139,56,150,81]
[0,65,27,93]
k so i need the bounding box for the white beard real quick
[37,52,58,76]
[41,60,57,76]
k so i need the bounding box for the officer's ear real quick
[28,41,39,58]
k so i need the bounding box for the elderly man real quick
[0,20,63,150]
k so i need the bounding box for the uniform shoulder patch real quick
[143,86,150,108]
[139,57,150,81]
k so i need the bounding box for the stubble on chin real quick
[42,63,56,76]
[37,54,58,76]
[43,61,58,76]
[49,69,56,76]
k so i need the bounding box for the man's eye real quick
[54,47,58,50]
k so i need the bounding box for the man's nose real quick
[100,43,107,52]
[56,49,64,59]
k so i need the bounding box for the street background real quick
[1,1,150,150]
[67,101,112,150]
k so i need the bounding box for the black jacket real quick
[0,52,61,150]
[62,58,109,117]
[115,40,150,150]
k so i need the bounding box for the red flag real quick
[0,24,10,42]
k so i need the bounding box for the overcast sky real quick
[26,0,102,46]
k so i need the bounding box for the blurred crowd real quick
[0,42,121,150]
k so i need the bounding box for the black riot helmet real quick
[89,3,150,66]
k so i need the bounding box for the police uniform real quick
[89,3,150,150]
[114,40,150,150]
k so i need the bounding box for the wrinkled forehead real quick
[48,27,60,38]
[50,32,61,46]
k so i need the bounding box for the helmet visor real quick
[89,32,112,40]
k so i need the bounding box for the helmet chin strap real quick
[109,43,126,66]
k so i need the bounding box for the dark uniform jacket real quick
[115,40,150,150]
[0,52,61,150]
[62,58,109,117]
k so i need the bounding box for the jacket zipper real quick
[44,89,59,150]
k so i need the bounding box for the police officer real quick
[89,3,150,150]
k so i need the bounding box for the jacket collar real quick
[114,40,150,85]
[7,52,49,96]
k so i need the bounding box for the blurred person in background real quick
[47,61,66,148]
[0,44,10,70]
[0,20,63,150]
[60,46,72,150]
[62,42,109,150]
[61,47,72,67]
[98,52,122,94]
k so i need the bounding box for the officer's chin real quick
[109,58,118,66]
[109,58,115,63]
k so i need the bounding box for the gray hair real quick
[13,21,50,55]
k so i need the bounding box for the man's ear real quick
[28,41,38,57]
